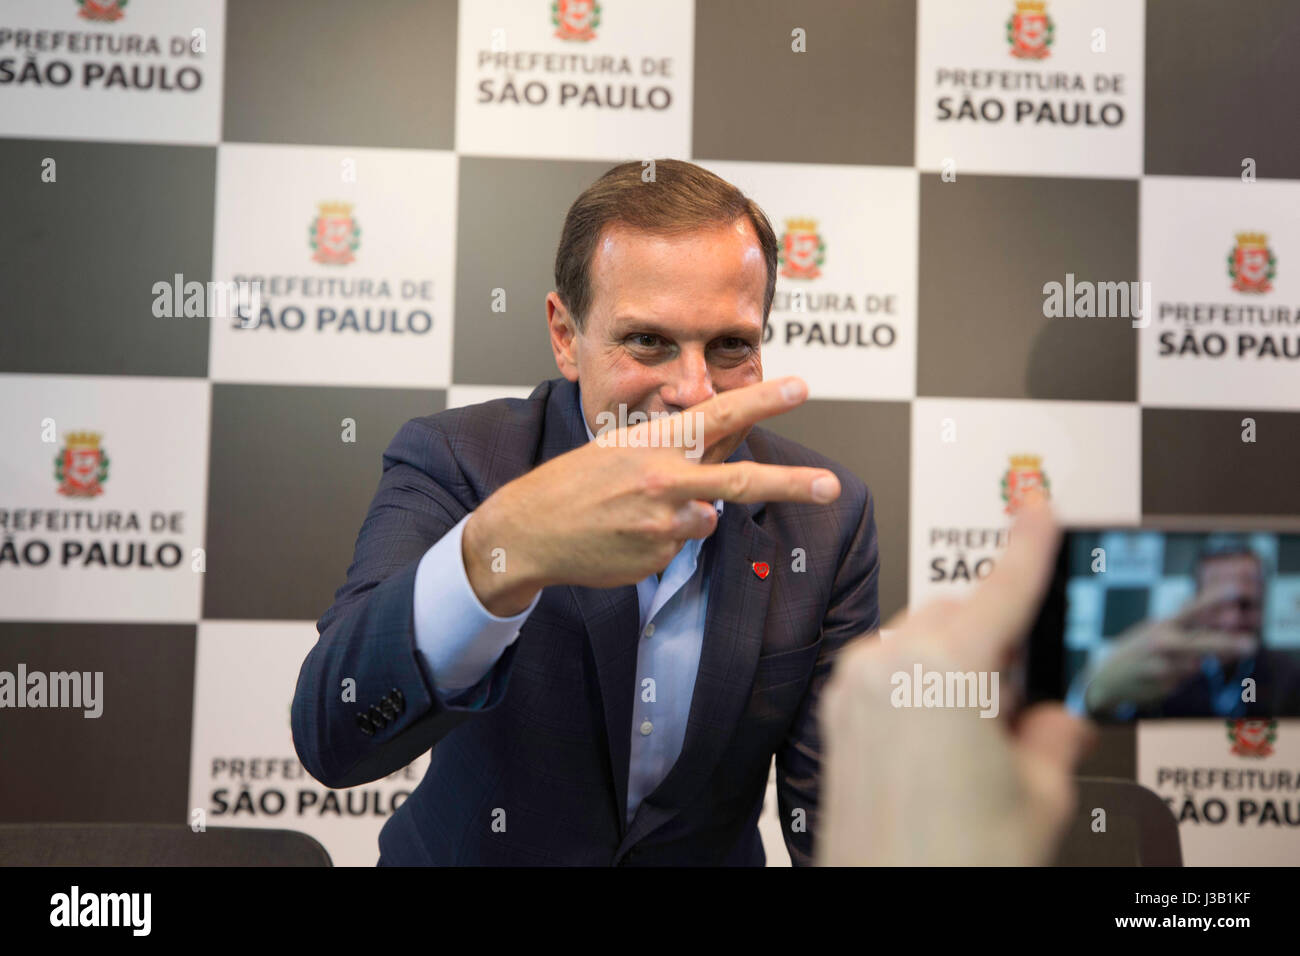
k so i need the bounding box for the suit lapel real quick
[538,378,775,845]
[539,379,642,830]
[571,583,642,834]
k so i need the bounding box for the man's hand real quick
[818,496,1094,866]
[1081,589,1259,715]
[462,376,842,615]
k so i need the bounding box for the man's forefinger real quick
[692,376,811,453]
[1162,630,1259,662]
[672,461,841,505]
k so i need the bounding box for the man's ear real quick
[547,291,580,382]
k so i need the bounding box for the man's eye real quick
[715,337,749,351]
[631,334,661,348]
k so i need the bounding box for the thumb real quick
[1015,703,1095,774]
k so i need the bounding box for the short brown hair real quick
[553,159,777,332]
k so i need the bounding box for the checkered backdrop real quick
[2,0,1299,867]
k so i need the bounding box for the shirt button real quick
[639,720,653,736]
[643,623,655,638]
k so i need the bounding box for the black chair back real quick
[1052,777,1182,866]
[0,824,332,866]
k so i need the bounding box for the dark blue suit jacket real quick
[291,377,880,865]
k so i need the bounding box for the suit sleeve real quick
[290,416,526,789]
[775,481,881,866]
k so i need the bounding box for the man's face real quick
[548,218,767,465]
[1197,554,1264,639]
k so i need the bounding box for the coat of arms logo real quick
[778,218,825,280]
[56,432,110,498]
[310,202,360,266]
[1227,718,1277,758]
[1007,0,1053,60]
[552,0,600,42]
[1001,454,1049,515]
[78,0,127,22]
[1228,232,1275,294]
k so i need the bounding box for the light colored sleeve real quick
[412,512,540,701]
[1065,669,1091,718]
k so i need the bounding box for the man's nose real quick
[662,352,715,410]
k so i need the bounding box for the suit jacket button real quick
[368,704,388,728]
[356,714,375,736]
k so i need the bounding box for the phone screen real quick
[1027,528,1300,720]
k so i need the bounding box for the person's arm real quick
[413,513,540,707]
[775,478,880,867]
[291,417,532,789]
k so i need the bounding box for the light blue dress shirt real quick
[412,403,723,824]
[1201,653,1255,717]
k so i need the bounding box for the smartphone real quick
[1025,522,1300,721]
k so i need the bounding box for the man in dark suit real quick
[291,159,880,865]
[1149,547,1300,717]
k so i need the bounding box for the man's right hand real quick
[461,376,842,616]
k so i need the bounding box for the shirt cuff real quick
[1065,674,1091,718]
[1066,649,1139,721]
[413,512,541,699]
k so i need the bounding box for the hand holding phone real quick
[819,495,1094,865]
